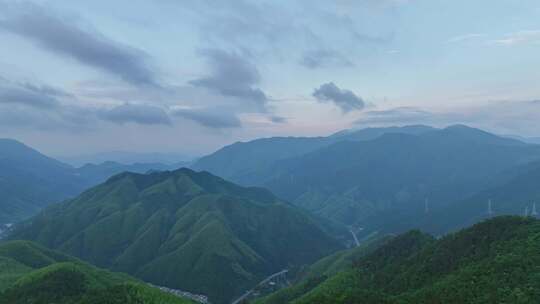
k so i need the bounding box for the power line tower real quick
[487,199,493,217]
[424,198,429,214]
[531,203,538,217]
[524,206,530,217]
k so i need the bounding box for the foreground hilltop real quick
[0,240,192,304]
[9,168,342,304]
[257,216,540,304]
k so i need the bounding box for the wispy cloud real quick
[300,49,354,69]
[445,33,484,44]
[0,78,65,109]
[491,30,540,46]
[172,107,242,129]
[100,104,171,126]
[0,2,157,86]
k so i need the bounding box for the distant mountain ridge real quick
[0,139,84,224]
[58,151,193,167]
[193,125,540,235]
[0,139,185,224]
[8,168,342,304]
[191,125,436,183]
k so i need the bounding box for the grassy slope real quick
[9,168,341,304]
[0,240,191,304]
[258,216,540,304]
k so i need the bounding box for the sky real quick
[0,0,539,157]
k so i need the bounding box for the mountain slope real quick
[192,125,435,185]
[0,240,192,304]
[0,139,84,224]
[259,216,540,304]
[254,235,392,304]
[0,139,182,225]
[250,126,540,229]
[9,168,342,304]
[422,160,540,234]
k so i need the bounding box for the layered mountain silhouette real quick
[0,139,84,224]
[192,125,435,183]
[0,139,181,224]
[194,125,540,233]
[9,168,342,303]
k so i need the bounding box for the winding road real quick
[231,269,289,304]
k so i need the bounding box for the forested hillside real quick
[257,216,540,304]
[0,240,192,304]
[8,168,342,303]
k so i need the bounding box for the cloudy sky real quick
[1,0,539,157]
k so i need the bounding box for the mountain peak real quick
[10,165,341,304]
[424,124,526,146]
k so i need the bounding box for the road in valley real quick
[231,269,289,304]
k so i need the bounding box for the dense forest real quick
[0,241,192,304]
[257,216,540,304]
[8,168,341,304]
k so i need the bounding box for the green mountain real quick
[0,240,192,304]
[0,138,180,225]
[257,216,540,304]
[192,125,435,184]
[235,126,540,230]
[9,168,342,304]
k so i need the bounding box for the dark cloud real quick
[300,49,354,69]
[173,107,242,129]
[101,104,171,126]
[0,3,156,86]
[0,80,62,109]
[189,49,268,111]
[313,82,365,112]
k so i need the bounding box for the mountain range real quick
[194,125,540,234]
[3,124,540,303]
[192,125,435,183]
[8,168,342,304]
[58,151,193,167]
